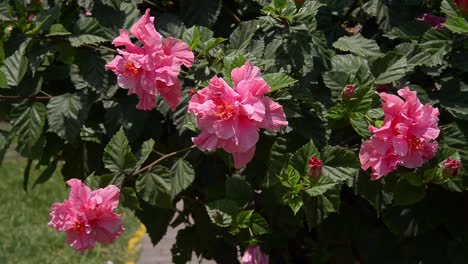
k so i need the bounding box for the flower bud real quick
[308,157,323,178]
[342,84,355,99]
[417,13,447,30]
[442,159,461,177]
[376,83,393,92]
[454,0,468,14]
[241,246,269,264]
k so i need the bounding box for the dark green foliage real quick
[1,0,468,262]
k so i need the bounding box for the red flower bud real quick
[454,0,468,14]
[308,157,323,178]
[442,159,461,177]
[342,84,355,98]
[376,83,393,92]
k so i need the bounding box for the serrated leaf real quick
[444,17,468,33]
[33,158,59,188]
[170,159,195,199]
[1,39,30,86]
[134,139,155,170]
[0,2,13,21]
[290,139,320,176]
[321,146,359,182]
[136,166,172,208]
[372,53,408,84]
[120,187,141,210]
[250,213,271,235]
[225,176,254,205]
[419,29,452,66]
[230,20,260,51]
[102,127,136,173]
[362,0,390,31]
[47,24,71,36]
[69,17,111,47]
[303,188,340,229]
[206,199,240,227]
[47,93,89,141]
[350,113,372,138]
[263,73,297,92]
[179,0,221,27]
[333,34,382,58]
[305,176,338,197]
[12,102,46,159]
[70,49,107,91]
[135,202,174,245]
[441,0,462,19]
[235,210,254,228]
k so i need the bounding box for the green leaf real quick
[12,102,47,159]
[47,93,89,141]
[135,202,174,246]
[225,176,254,205]
[305,176,338,197]
[263,73,297,92]
[223,54,246,85]
[350,113,372,138]
[444,17,468,33]
[303,188,341,229]
[69,17,112,47]
[441,0,462,19]
[289,139,320,176]
[1,39,30,86]
[32,158,59,188]
[120,187,141,210]
[419,29,452,66]
[47,24,71,36]
[0,2,13,21]
[134,139,155,171]
[136,166,172,208]
[321,146,360,182]
[170,159,195,199]
[372,53,408,84]
[70,49,107,91]
[362,0,390,31]
[206,199,240,227]
[287,194,303,215]
[0,70,7,88]
[178,0,221,27]
[391,179,426,206]
[235,210,254,228]
[230,20,260,51]
[250,213,271,235]
[332,34,382,58]
[102,127,136,174]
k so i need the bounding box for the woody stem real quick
[133,145,197,176]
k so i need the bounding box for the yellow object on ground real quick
[126,224,147,264]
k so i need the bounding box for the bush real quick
[1,0,468,263]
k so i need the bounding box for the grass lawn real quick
[0,158,140,264]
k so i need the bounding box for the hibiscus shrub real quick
[1,0,468,263]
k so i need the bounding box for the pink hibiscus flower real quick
[188,62,288,168]
[359,87,440,180]
[241,246,270,264]
[105,9,194,111]
[49,179,124,253]
[417,13,447,30]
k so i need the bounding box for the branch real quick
[0,95,52,100]
[133,145,197,176]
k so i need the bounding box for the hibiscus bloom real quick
[241,246,270,264]
[359,87,440,180]
[417,13,447,30]
[49,179,124,253]
[105,9,194,110]
[188,62,288,168]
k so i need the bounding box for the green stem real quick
[132,145,197,176]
